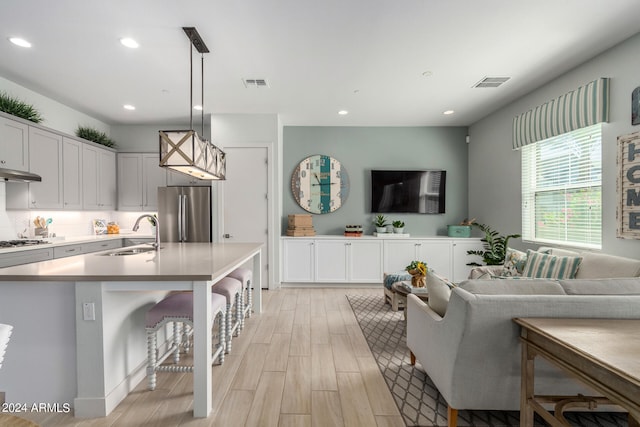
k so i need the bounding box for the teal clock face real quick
[291,155,350,214]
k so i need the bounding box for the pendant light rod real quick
[189,36,193,131]
[182,27,209,53]
[201,54,205,136]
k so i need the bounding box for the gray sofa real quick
[406,249,640,427]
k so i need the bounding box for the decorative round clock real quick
[291,155,350,214]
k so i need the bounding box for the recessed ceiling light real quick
[120,38,139,49]
[193,105,203,111]
[338,110,349,115]
[9,37,31,48]
[443,110,455,115]
[123,104,136,111]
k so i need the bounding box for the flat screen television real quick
[370,170,446,214]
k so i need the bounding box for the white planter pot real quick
[376,226,387,233]
[393,227,404,233]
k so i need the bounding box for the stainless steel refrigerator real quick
[158,186,212,242]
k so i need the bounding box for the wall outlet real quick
[82,302,95,321]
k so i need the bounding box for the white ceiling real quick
[2,0,640,127]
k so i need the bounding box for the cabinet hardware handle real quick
[0,160,6,164]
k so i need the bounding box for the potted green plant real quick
[373,214,388,233]
[0,91,43,123]
[466,222,521,266]
[76,126,117,148]
[392,220,405,233]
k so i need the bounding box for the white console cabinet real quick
[282,236,482,284]
[314,239,383,283]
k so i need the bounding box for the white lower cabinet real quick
[282,239,315,282]
[348,240,384,282]
[315,241,348,282]
[283,236,482,284]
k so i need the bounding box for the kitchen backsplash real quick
[1,182,156,239]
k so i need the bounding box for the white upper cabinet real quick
[117,153,166,211]
[62,137,83,209]
[28,127,64,209]
[0,116,29,171]
[83,144,116,210]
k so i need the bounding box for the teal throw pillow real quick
[521,249,582,279]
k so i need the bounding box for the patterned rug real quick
[346,294,628,427]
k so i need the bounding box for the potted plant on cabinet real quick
[373,215,388,233]
[392,220,405,233]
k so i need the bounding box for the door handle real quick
[177,196,182,241]
[181,195,188,241]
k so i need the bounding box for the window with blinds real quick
[521,124,602,248]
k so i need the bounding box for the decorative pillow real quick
[502,247,528,277]
[426,269,456,317]
[521,249,583,279]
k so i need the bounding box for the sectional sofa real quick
[406,249,640,427]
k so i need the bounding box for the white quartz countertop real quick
[0,233,154,254]
[0,242,262,282]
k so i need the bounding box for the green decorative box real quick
[447,225,472,238]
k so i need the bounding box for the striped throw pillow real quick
[522,249,582,279]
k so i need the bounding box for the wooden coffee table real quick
[392,281,429,324]
[515,317,640,427]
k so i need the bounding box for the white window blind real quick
[521,124,602,248]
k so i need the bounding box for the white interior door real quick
[222,147,269,288]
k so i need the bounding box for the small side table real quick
[392,282,429,325]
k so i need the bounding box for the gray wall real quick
[468,32,640,257]
[110,122,211,152]
[283,126,469,236]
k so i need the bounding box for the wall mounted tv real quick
[370,170,446,214]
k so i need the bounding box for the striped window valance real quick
[512,77,610,149]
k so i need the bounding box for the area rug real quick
[346,294,628,427]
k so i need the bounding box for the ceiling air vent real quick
[473,76,510,88]
[242,78,269,88]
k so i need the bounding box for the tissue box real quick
[447,225,471,238]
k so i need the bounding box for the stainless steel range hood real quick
[0,168,42,182]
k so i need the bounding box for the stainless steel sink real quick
[99,246,156,256]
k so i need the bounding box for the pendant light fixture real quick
[159,27,226,180]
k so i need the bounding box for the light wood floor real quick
[18,288,405,427]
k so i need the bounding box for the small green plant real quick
[466,222,521,266]
[373,215,388,228]
[76,126,117,148]
[392,220,405,228]
[0,91,43,123]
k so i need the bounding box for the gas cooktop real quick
[0,240,50,248]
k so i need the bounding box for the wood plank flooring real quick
[17,288,405,427]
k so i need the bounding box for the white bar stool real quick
[145,292,226,391]
[227,267,253,329]
[212,277,243,353]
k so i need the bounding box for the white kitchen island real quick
[0,242,262,419]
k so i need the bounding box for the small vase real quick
[393,227,404,234]
[376,226,387,233]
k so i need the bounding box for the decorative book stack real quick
[286,214,316,236]
[344,225,363,237]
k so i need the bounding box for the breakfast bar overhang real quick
[0,242,263,418]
